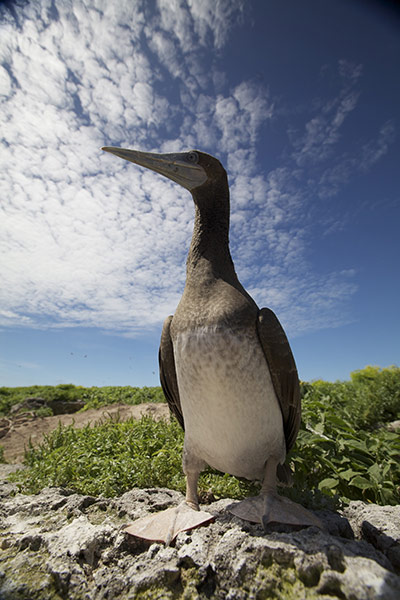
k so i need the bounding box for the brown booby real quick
[102,147,322,543]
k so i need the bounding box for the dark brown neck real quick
[186,180,238,285]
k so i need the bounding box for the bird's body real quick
[173,323,285,481]
[102,146,323,542]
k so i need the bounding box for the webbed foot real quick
[124,501,214,545]
[228,492,324,530]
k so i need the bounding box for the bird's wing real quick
[158,315,184,429]
[256,307,301,452]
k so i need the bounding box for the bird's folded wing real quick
[256,307,301,452]
[159,315,184,429]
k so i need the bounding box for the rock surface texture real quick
[0,466,399,600]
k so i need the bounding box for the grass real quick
[5,366,400,507]
[9,415,259,501]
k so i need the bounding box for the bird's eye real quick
[187,152,198,163]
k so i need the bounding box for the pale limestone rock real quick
[0,482,399,599]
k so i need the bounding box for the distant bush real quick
[349,365,400,428]
[80,386,165,410]
[303,365,400,431]
[0,384,165,417]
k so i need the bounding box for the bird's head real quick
[102,147,227,195]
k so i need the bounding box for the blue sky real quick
[1,0,399,387]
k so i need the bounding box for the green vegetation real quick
[13,417,185,497]
[9,415,258,500]
[0,383,164,416]
[5,366,400,507]
[291,365,400,506]
[300,365,400,431]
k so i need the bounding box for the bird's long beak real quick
[102,147,207,191]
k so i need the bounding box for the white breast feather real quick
[173,327,286,481]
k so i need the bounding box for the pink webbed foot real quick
[124,501,214,545]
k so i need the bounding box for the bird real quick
[102,147,323,543]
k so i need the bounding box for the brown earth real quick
[0,403,170,463]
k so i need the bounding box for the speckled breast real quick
[173,326,286,481]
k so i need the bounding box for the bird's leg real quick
[185,470,200,510]
[182,441,206,510]
[260,455,278,495]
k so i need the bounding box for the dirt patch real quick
[0,403,170,463]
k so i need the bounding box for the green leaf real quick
[318,478,339,490]
[327,414,354,431]
[348,452,375,466]
[350,475,373,490]
[342,439,370,453]
[339,468,359,481]
[381,431,400,442]
[367,463,382,483]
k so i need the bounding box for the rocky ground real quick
[0,405,399,599]
[0,469,399,599]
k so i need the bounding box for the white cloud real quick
[359,120,396,171]
[147,30,184,80]
[0,1,393,341]
[316,119,396,199]
[338,59,363,82]
[0,64,12,96]
[291,90,359,167]
[288,60,364,169]
[187,0,244,50]
[247,268,358,336]
[156,0,194,55]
